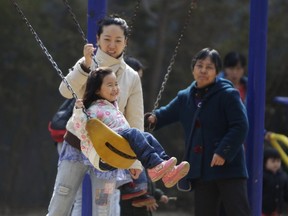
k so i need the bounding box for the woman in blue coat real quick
[145,48,251,216]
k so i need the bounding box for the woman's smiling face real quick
[97,24,127,59]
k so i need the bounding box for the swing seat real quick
[86,118,137,169]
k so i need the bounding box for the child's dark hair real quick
[97,14,129,38]
[83,67,113,108]
[191,48,222,74]
[223,51,246,68]
[263,147,281,165]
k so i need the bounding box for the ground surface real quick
[0,209,191,216]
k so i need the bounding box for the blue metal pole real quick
[246,0,268,215]
[87,0,107,45]
[82,1,107,216]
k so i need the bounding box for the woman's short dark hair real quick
[223,51,246,68]
[97,14,129,38]
[191,48,222,74]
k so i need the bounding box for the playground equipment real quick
[268,96,288,167]
[10,0,270,215]
[267,132,288,167]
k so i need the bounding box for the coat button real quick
[193,145,203,153]
[195,119,201,128]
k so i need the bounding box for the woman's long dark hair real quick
[83,67,113,109]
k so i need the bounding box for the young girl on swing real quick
[68,67,190,188]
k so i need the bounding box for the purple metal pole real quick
[246,0,268,215]
[82,1,107,216]
[87,0,107,45]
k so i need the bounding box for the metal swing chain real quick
[63,0,142,42]
[152,0,198,113]
[62,0,88,44]
[63,0,142,63]
[10,0,91,119]
[62,0,99,67]
[62,0,142,63]
[127,0,142,39]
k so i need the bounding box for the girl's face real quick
[192,57,217,88]
[97,25,127,59]
[265,158,281,174]
[97,73,119,102]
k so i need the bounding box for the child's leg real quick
[120,128,177,182]
[119,128,164,168]
[142,131,170,160]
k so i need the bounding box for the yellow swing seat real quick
[86,118,137,169]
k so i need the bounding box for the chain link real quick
[152,0,198,113]
[11,0,91,118]
[62,0,141,67]
[127,0,141,40]
[62,0,88,44]
[62,0,99,68]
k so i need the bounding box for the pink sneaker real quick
[162,161,190,188]
[147,157,177,182]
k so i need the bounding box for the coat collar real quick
[94,48,126,77]
[189,77,234,98]
[92,99,119,109]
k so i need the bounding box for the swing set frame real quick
[10,0,270,215]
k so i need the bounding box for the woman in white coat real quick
[47,15,144,216]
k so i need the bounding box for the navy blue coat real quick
[154,78,249,191]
